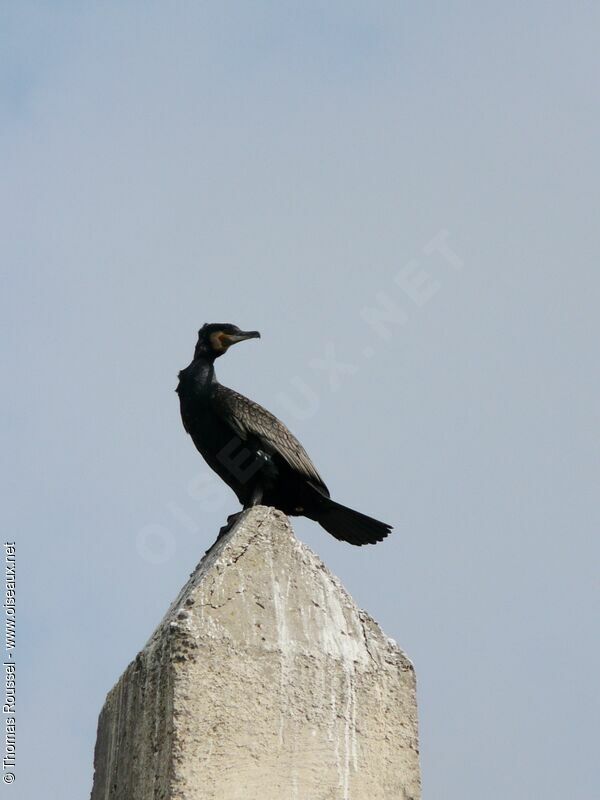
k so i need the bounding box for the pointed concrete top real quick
[91,506,420,800]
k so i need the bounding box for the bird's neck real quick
[178,357,217,397]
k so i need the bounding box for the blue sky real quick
[2,3,599,798]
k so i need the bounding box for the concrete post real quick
[90,506,420,799]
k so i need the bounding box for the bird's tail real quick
[313,498,392,546]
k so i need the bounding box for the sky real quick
[2,3,599,798]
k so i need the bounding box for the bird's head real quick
[194,323,261,360]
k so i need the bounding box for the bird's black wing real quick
[212,384,330,496]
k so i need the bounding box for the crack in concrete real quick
[359,612,377,665]
[203,509,275,609]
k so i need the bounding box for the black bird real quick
[176,323,392,546]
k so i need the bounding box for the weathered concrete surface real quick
[91,506,420,800]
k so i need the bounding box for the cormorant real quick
[176,323,392,546]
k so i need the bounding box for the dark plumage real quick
[176,323,392,546]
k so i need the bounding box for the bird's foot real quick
[221,511,242,533]
[203,512,242,556]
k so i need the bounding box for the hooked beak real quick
[228,330,261,344]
